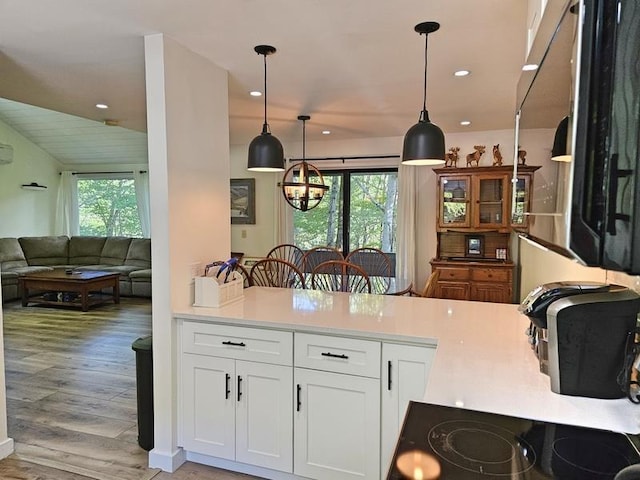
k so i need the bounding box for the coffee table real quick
[19,270,120,311]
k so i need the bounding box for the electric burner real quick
[427,420,536,476]
[387,402,640,479]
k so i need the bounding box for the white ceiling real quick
[0,0,528,166]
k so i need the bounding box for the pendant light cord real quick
[262,54,270,134]
[302,118,306,162]
[421,31,429,121]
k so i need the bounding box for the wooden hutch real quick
[430,165,539,303]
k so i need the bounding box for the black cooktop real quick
[387,402,640,479]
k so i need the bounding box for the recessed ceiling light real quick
[95,103,109,109]
[522,64,539,71]
[454,70,470,77]
[460,120,471,126]
[249,90,262,97]
[322,130,331,135]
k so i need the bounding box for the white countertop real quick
[174,286,640,434]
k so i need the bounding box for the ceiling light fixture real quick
[402,21,446,166]
[454,70,470,77]
[95,103,109,109]
[460,120,471,126]
[281,115,329,211]
[322,130,331,135]
[247,45,285,172]
[522,64,539,71]
[249,90,262,97]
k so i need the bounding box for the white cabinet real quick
[181,354,235,459]
[381,343,436,474]
[293,333,381,480]
[180,322,293,473]
[178,320,434,480]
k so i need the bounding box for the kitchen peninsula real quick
[173,287,640,480]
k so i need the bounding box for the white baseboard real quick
[0,437,15,459]
[148,446,186,472]
[186,451,302,480]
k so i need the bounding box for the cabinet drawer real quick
[437,267,469,281]
[470,268,511,283]
[295,333,380,378]
[182,321,293,365]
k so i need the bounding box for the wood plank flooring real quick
[1,298,260,480]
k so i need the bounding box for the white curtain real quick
[55,171,78,236]
[134,170,151,237]
[274,172,294,246]
[395,163,417,283]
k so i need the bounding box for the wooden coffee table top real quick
[19,270,119,282]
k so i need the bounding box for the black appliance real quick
[387,402,640,479]
[570,0,640,273]
[519,282,640,399]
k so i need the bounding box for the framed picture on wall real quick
[241,257,263,267]
[230,178,256,224]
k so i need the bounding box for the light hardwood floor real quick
[1,297,260,480]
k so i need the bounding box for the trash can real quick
[132,335,154,451]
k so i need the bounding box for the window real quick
[293,168,398,255]
[76,174,143,237]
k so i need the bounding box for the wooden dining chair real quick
[236,263,252,288]
[266,244,305,269]
[249,258,306,289]
[302,246,344,275]
[345,247,392,294]
[310,260,371,294]
[410,270,440,298]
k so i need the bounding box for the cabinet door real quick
[473,174,509,228]
[436,281,470,300]
[439,175,471,228]
[294,368,380,480]
[235,361,293,472]
[181,354,235,459]
[471,283,513,303]
[511,174,532,229]
[381,343,436,475]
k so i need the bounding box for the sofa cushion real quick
[19,236,69,266]
[0,238,28,270]
[100,237,132,266]
[1,271,19,286]
[79,264,141,279]
[69,236,107,265]
[130,268,152,281]
[10,266,55,275]
[124,238,151,268]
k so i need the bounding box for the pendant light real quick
[551,116,572,162]
[402,22,446,166]
[247,45,285,171]
[281,115,329,211]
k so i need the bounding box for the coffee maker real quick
[519,282,640,399]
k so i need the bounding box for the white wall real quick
[0,119,61,237]
[145,33,230,471]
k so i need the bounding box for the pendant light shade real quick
[402,21,446,166]
[551,116,572,162]
[281,115,329,212]
[248,45,285,172]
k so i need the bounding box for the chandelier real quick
[281,115,329,211]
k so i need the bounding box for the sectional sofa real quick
[0,236,151,302]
